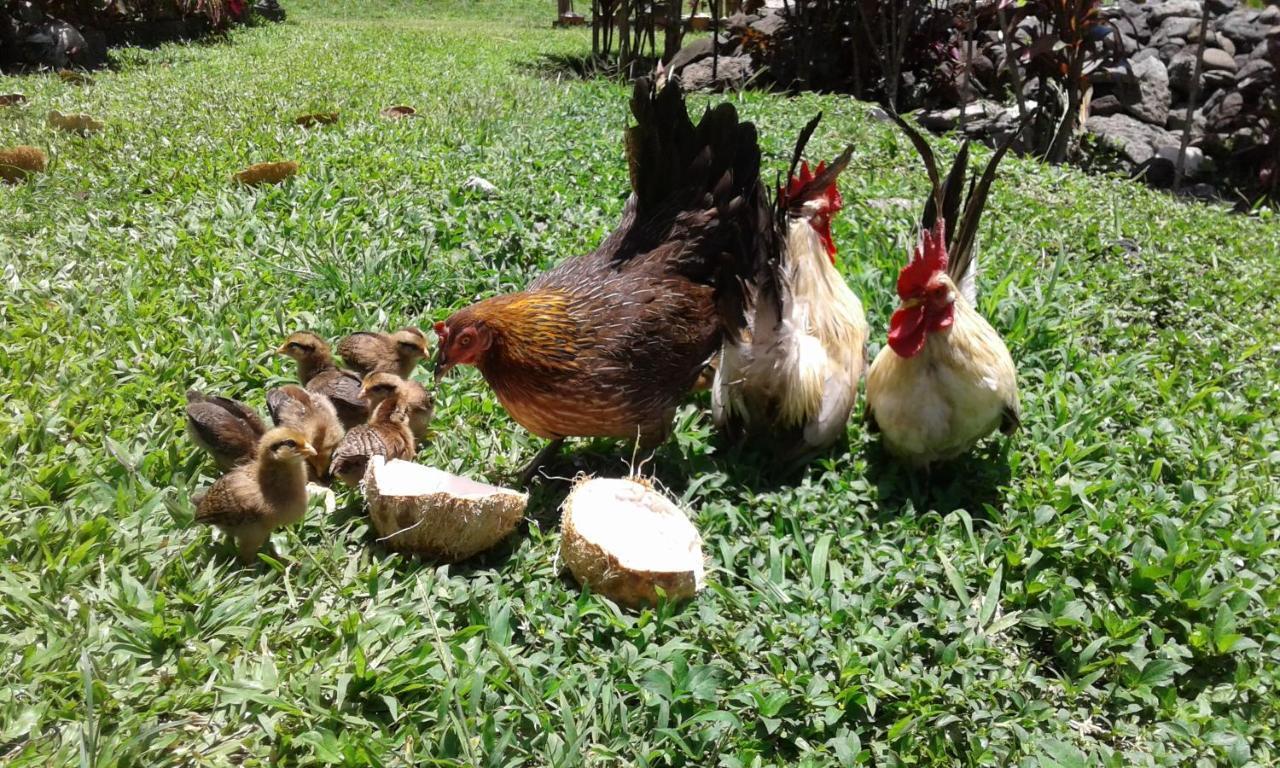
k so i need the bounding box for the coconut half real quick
[364,456,527,561]
[560,477,705,608]
[234,161,298,186]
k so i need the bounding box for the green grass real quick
[2,1,1279,765]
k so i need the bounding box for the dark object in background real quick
[252,0,285,23]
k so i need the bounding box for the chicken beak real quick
[433,356,453,381]
[300,443,318,458]
[274,344,289,356]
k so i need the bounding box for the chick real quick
[266,385,345,484]
[328,388,415,487]
[360,372,435,441]
[194,427,315,563]
[276,331,369,428]
[185,390,266,470]
[337,328,429,378]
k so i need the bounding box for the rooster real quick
[712,116,868,459]
[434,76,765,483]
[864,116,1020,467]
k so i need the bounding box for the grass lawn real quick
[2,0,1279,764]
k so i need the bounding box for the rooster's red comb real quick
[897,219,949,299]
[778,160,844,214]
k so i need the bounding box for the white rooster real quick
[712,116,869,458]
[864,115,1021,467]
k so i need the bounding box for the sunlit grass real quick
[1,1,1277,765]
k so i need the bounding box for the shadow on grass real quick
[864,436,1014,522]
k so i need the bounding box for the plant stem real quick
[1175,7,1211,193]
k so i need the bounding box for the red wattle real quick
[928,304,954,332]
[888,305,927,358]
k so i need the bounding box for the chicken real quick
[433,76,765,483]
[328,386,415,487]
[360,372,435,441]
[194,427,315,563]
[337,328,429,378]
[185,389,266,470]
[266,384,345,483]
[712,115,868,458]
[276,331,369,428]
[864,116,1020,467]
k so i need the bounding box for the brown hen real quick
[434,77,766,483]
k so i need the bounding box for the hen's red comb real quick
[897,219,949,299]
[778,160,844,213]
[432,321,448,340]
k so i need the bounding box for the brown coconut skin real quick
[0,146,46,183]
[363,459,527,561]
[559,479,701,609]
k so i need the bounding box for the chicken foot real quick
[517,438,565,488]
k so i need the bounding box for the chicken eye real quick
[280,440,296,449]
[458,335,473,347]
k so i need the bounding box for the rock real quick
[1210,35,1236,58]
[1118,1,1153,38]
[1168,50,1199,93]
[916,101,1001,132]
[678,54,755,91]
[1090,94,1124,116]
[1236,57,1276,94]
[1166,104,1207,135]
[1087,113,1181,166]
[1150,0,1202,24]
[1201,47,1237,72]
[1207,0,1238,11]
[463,176,498,196]
[1180,182,1218,200]
[1202,69,1236,92]
[1205,90,1245,131]
[1217,10,1264,51]
[1159,41,1188,60]
[1133,47,1162,64]
[1120,55,1171,126]
[252,0,287,23]
[1261,5,1280,24]
[1120,33,1141,56]
[1091,62,1139,86]
[666,37,715,74]
[1153,16,1199,47]
[1155,144,1207,177]
[749,10,785,37]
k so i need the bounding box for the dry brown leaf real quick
[0,94,26,107]
[379,105,417,119]
[0,146,48,184]
[233,161,299,186]
[47,110,104,135]
[295,111,340,127]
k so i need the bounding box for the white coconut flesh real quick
[561,478,705,607]
[364,457,527,561]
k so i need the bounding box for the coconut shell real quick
[560,477,705,608]
[0,94,26,107]
[296,111,339,127]
[48,110,104,135]
[379,105,417,119]
[0,146,47,184]
[234,161,298,186]
[364,457,527,562]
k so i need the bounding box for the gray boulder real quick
[1216,9,1265,51]
[1150,0,1202,24]
[1086,113,1181,166]
[1201,47,1238,72]
[678,54,755,91]
[1120,55,1171,125]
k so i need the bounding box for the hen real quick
[864,116,1020,467]
[713,116,868,459]
[434,76,765,483]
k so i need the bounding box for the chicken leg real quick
[518,438,565,487]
